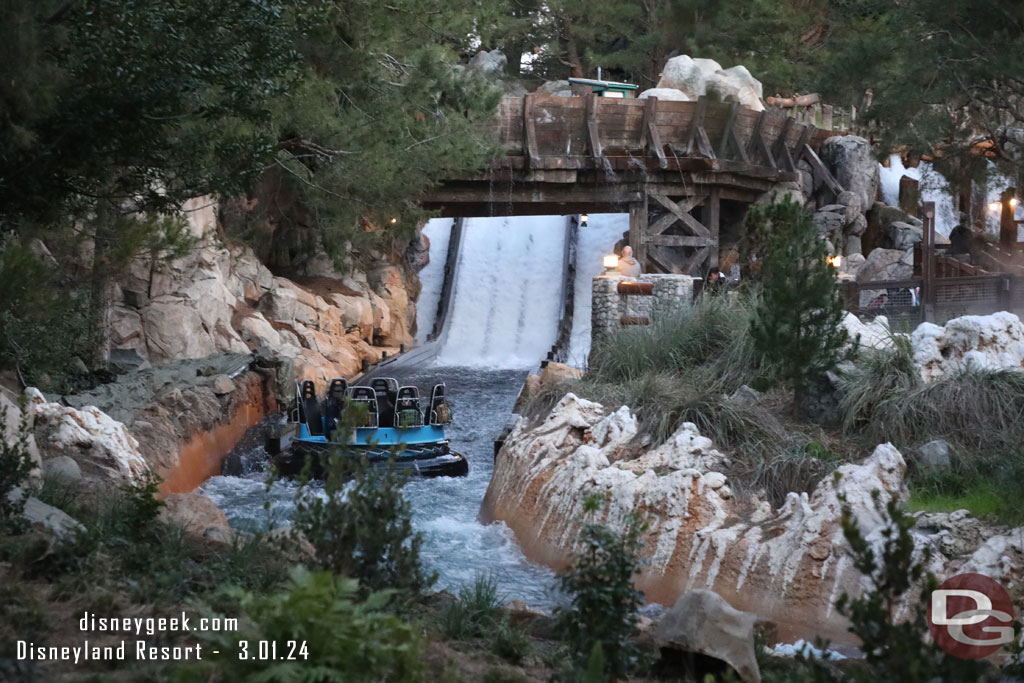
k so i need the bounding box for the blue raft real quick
[268,377,468,478]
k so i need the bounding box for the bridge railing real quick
[488,93,837,173]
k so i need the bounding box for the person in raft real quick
[617,245,641,278]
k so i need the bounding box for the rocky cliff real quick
[109,196,424,389]
[482,392,1024,646]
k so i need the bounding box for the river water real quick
[201,365,561,607]
[202,214,633,607]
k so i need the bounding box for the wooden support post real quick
[772,116,795,172]
[522,94,541,169]
[718,101,739,158]
[747,111,776,170]
[707,188,720,273]
[999,188,1017,249]
[920,201,936,323]
[629,192,648,271]
[585,93,603,160]
[642,97,667,169]
[685,97,708,156]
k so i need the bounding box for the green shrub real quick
[0,400,34,532]
[556,505,646,679]
[293,455,433,594]
[439,574,504,639]
[189,567,423,683]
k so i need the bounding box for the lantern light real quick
[827,255,842,269]
[1011,198,1020,208]
[580,213,589,227]
[603,254,619,272]
[989,201,1003,213]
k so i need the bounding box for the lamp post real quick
[994,188,1020,249]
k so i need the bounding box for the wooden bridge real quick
[422,93,844,275]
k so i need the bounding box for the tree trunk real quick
[89,204,114,366]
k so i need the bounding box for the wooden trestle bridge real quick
[421,93,844,275]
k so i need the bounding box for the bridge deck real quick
[422,94,845,275]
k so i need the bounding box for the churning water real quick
[202,365,561,607]
[200,214,617,607]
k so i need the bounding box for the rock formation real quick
[26,387,150,486]
[483,392,1024,646]
[642,56,765,111]
[111,196,421,390]
[912,311,1024,381]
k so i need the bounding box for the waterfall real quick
[435,216,568,368]
[878,155,1016,237]
[414,218,454,343]
[566,213,630,368]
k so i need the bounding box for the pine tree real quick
[747,197,849,405]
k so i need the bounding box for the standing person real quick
[617,245,641,278]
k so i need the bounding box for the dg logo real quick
[927,573,1016,659]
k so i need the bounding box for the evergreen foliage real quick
[0,401,34,533]
[747,197,850,402]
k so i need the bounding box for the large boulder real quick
[639,87,691,102]
[468,49,507,76]
[657,55,708,99]
[26,388,149,486]
[655,590,761,683]
[536,80,573,97]
[911,311,1024,382]
[23,496,84,539]
[856,248,913,283]
[884,221,923,251]
[655,56,765,111]
[159,492,234,544]
[820,136,880,210]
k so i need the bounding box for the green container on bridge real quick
[567,77,639,98]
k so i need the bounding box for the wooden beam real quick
[648,248,681,274]
[644,234,714,247]
[649,193,711,237]
[642,97,668,169]
[772,116,795,172]
[718,101,739,158]
[522,94,541,168]
[696,125,716,159]
[821,104,833,130]
[685,97,708,156]
[680,247,710,275]
[747,111,777,170]
[801,143,844,196]
[794,124,814,169]
[585,94,603,159]
[707,187,720,271]
[629,194,648,269]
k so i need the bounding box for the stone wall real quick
[591,273,696,341]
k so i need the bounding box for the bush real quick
[556,504,646,679]
[0,400,34,532]
[439,574,504,639]
[189,567,423,683]
[293,455,434,595]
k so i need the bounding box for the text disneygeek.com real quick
[14,611,309,663]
